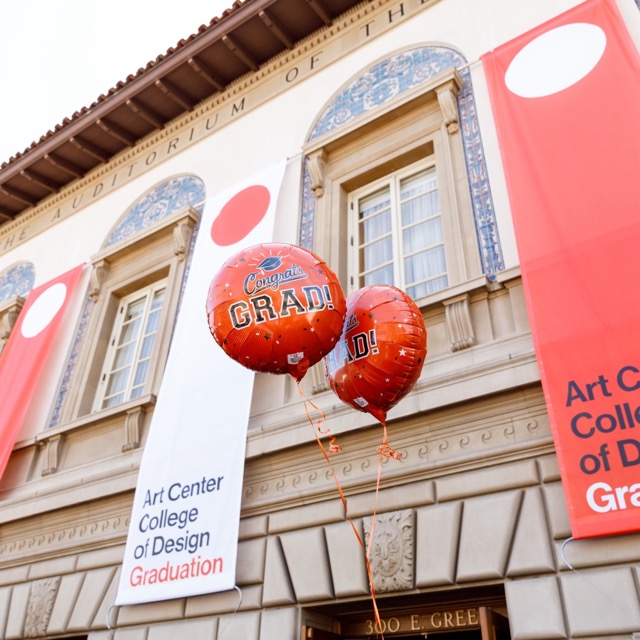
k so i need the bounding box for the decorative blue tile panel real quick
[0,262,35,303]
[50,175,206,429]
[48,294,93,429]
[104,175,206,248]
[300,46,504,278]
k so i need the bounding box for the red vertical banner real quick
[483,0,640,538]
[0,264,85,480]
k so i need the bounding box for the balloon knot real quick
[378,442,401,460]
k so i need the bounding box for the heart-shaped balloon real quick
[206,243,346,381]
[325,285,427,424]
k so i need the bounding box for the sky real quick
[0,1,234,164]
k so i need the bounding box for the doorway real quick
[303,601,511,640]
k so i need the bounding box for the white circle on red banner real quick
[210,185,270,246]
[21,283,67,338]
[505,23,606,98]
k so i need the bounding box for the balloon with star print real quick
[324,284,427,425]
[206,242,347,382]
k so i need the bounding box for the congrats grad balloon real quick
[206,243,346,381]
[325,285,427,425]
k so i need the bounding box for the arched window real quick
[50,176,204,433]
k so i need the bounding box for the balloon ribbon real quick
[296,382,397,638]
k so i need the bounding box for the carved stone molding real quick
[24,577,61,638]
[364,509,414,592]
[307,149,327,198]
[173,213,198,261]
[443,293,475,351]
[41,434,65,476]
[436,73,462,135]
[0,295,24,354]
[89,258,110,301]
[123,406,144,451]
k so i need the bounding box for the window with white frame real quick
[349,160,448,300]
[94,279,167,411]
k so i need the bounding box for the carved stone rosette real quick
[364,509,414,593]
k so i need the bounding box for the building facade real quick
[1,0,640,638]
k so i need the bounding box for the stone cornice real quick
[0,0,440,258]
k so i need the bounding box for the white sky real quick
[0,1,233,164]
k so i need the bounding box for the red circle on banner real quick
[206,243,347,381]
[211,185,271,246]
[325,285,427,425]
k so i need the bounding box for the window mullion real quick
[125,290,152,401]
[390,176,404,290]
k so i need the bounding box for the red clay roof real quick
[0,0,363,222]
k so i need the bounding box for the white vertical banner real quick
[116,161,286,605]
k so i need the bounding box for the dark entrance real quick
[303,588,511,640]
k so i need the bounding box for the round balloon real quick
[325,285,427,424]
[206,243,346,381]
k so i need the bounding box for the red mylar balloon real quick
[325,285,427,425]
[206,243,346,381]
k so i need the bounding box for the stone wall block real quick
[457,491,523,582]
[507,488,556,577]
[280,528,334,602]
[0,568,27,589]
[28,555,77,581]
[324,520,369,597]
[239,516,268,540]
[236,538,267,586]
[67,567,117,631]
[537,455,560,482]
[561,567,640,636]
[116,598,185,627]
[347,479,435,518]
[542,482,571,540]
[0,586,12,640]
[185,587,243,618]
[259,607,299,640]
[88,631,115,640]
[505,577,567,639]
[555,533,640,572]
[261,537,296,607]
[268,500,344,534]
[113,628,148,640]
[77,546,125,571]
[436,460,538,502]
[415,501,462,587]
[214,610,260,640]
[93,566,122,630]
[4,582,29,639]
[147,618,217,640]
[46,572,85,635]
